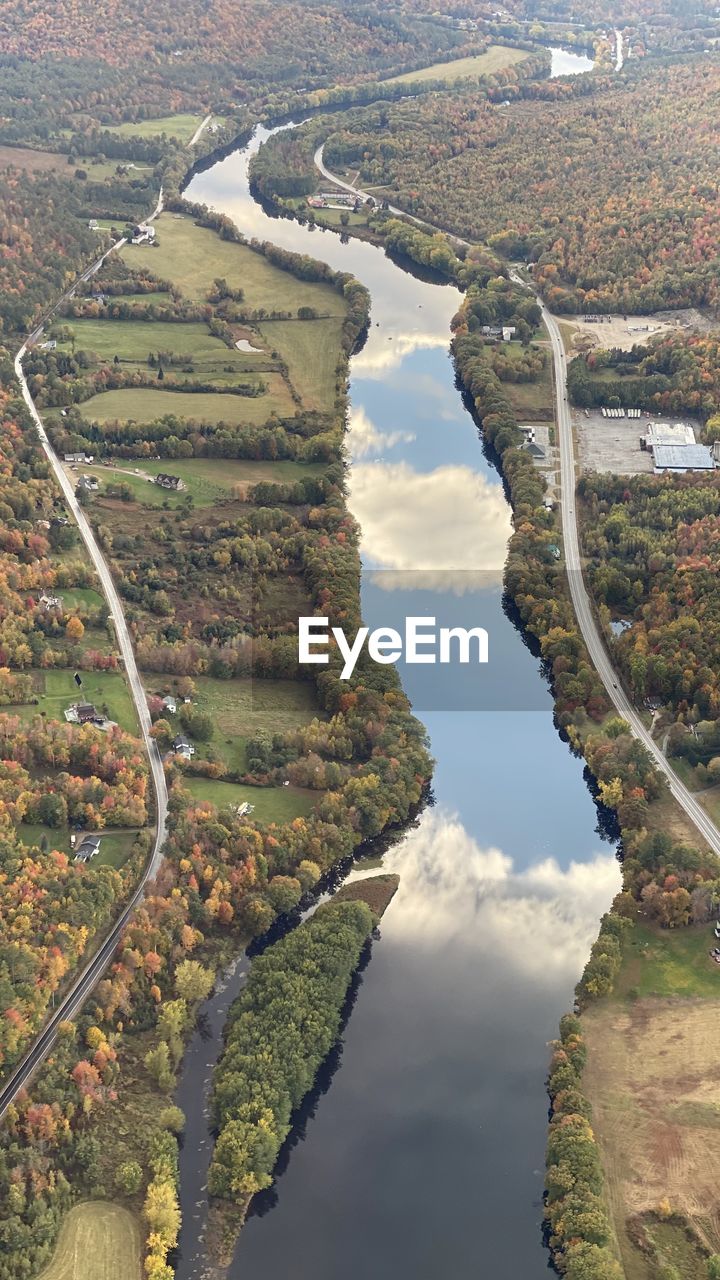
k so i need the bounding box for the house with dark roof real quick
[153,473,185,491]
[173,735,195,759]
[65,702,101,725]
[75,835,101,863]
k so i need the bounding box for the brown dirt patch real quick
[583,996,720,1261]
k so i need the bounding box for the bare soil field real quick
[583,995,720,1271]
[562,309,709,354]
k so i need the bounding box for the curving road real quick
[0,190,169,1120]
[313,146,720,857]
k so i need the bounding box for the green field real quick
[187,775,318,823]
[127,216,344,315]
[12,669,139,735]
[100,290,175,306]
[107,113,204,141]
[150,675,319,771]
[76,382,295,426]
[58,586,105,610]
[383,45,530,85]
[84,157,154,181]
[259,317,342,413]
[617,921,720,1000]
[38,1203,140,1280]
[18,824,138,868]
[89,458,324,507]
[59,317,260,366]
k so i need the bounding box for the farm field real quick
[186,775,318,823]
[383,45,529,85]
[127,216,344,315]
[0,144,74,174]
[106,113,204,141]
[75,381,295,425]
[258,317,342,413]
[9,668,139,734]
[149,675,319,771]
[583,922,720,1275]
[37,1202,141,1280]
[57,317,262,367]
[88,458,325,507]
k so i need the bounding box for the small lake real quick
[173,102,619,1280]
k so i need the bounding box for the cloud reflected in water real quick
[348,406,415,460]
[352,330,451,378]
[380,808,620,985]
[349,459,512,576]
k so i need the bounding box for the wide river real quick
[176,47,620,1280]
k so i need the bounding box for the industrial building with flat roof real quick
[653,444,715,473]
[643,422,697,449]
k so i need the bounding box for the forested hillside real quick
[322,57,720,314]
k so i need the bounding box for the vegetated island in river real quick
[205,874,399,1266]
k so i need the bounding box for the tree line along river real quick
[173,47,620,1280]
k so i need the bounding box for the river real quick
[174,49,619,1280]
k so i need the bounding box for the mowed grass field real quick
[582,922,720,1274]
[37,1202,141,1280]
[59,318,257,364]
[127,216,345,315]
[9,669,138,734]
[107,113,203,141]
[259,317,342,412]
[383,44,529,85]
[58,585,106,610]
[187,775,318,823]
[76,381,296,426]
[89,458,325,507]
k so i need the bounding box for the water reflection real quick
[549,46,596,77]
[349,460,511,573]
[233,806,619,1280]
[181,112,618,1280]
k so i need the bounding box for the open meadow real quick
[37,1203,141,1280]
[75,381,295,426]
[148,674,319,772]
[106,113,204,141]
[187,775,318,823]
[258,316,341,412]
[382,45,529,85]
[85,458,324,507]
[583,922,720,1277]
[126,215,345,315]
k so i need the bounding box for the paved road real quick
[535,286,720,857]
[314,143,468,243]
[0,188,169,1120]
[316,145,720,856]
